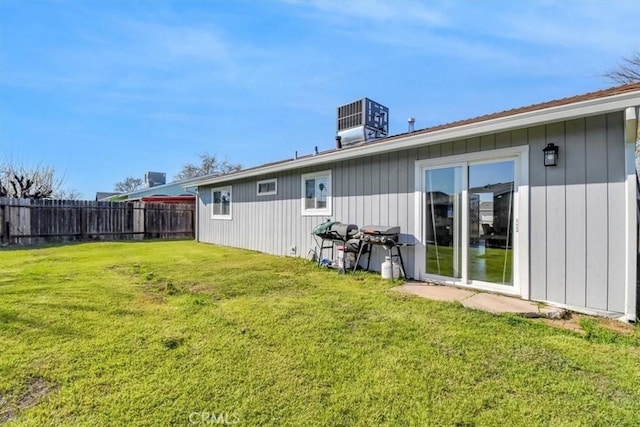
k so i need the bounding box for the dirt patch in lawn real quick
[595,317,636,335]
[535,313,636,335]
[0,377,57,423]
[138,292,166,305]
[538,316,586,334]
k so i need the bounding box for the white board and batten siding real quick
[197,111,629,315]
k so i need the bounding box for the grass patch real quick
[1,241,639,425]
[580,317,640,346]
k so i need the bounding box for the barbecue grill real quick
[354,225,408,279]
[312,221,361,272]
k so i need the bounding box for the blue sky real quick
[1,0,639,198]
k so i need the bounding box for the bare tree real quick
[53,188,83,200]
[605,52,640,84]
[114,176,144,193]
[605,52,640,174]
[0,161,64,199]
[174,152,241,181]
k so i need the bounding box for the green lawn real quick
[1,241,639,426]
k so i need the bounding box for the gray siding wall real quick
[197,112,627,314]
[197,134,526,279]
[197,152,420,274]
[529,112,626,313]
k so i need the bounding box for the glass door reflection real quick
[425,167,463,278]
[468,161,514,285]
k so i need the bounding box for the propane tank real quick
[381,256,400,280]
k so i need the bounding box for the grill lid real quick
[332,223,358,238]
[360,225,401,235]
[313,221,359,240]
[313,221,340,235]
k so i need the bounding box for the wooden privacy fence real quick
[0,198,194,245]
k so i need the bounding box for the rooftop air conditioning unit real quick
[145,171,166,188]
[336,98,389,146]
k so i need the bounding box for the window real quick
[211,186,232,220]
[257,178,277,196]
[301,170,331,216]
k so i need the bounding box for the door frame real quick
[414,145,529,299]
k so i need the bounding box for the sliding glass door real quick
[424,167,463,278]
[422,159,516,289]
[468,161,514,285]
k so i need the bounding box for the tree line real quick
[1,152,242,200]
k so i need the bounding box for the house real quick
[184,84,640,322]
[105,172,196,203]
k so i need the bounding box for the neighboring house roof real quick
[424,191,451,204]
[105,180,196,201]
[184,82,640,188]
[140,195,195,204]
[470,182,515,196]
[96,192,122,201]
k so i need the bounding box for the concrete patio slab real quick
[462,293,565,318]
[395,283,476,302]
[393,282,566,319]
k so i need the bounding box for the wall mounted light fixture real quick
[543,143,559,167]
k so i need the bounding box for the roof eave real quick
[185,88,640,188]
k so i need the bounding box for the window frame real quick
[256,178,277,196]
[301,170,332,216]
[210,185,232,220]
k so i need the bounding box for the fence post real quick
[1,202,8,244]
[138,203,145,240]
[191,205,195,240]
[81,202,88,240]
[5,199,12,244]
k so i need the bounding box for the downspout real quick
[623,106,638,322]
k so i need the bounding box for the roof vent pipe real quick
[408,117,416,133]
[314,146,318,155]
[294,151,298,160]
[336,135,342,149]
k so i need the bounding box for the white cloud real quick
[279,0,640,82]
[481,2,638,53]
[117,20,233,65]
[283,0,447,26]
[0,11,238,96]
